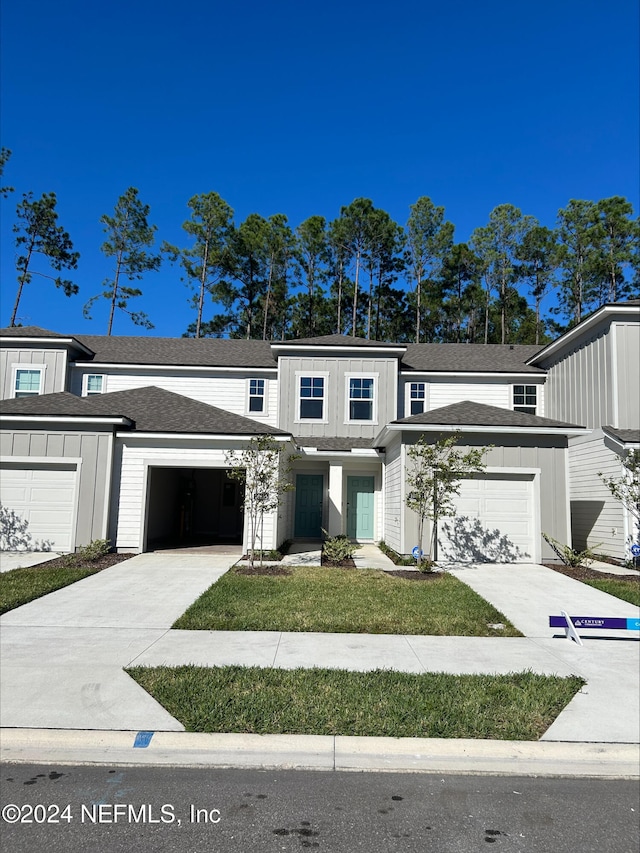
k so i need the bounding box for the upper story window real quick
[513,384,537,415]
[13,367,43,398]
[347,376,376,422]
[299,376,325,420]
[83,374,106,396]
[248,378,265,413]
[409,382,426,416]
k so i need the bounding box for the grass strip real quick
[584,578,640,606]
[0,564,102,614]
[173,566,521,636]
[128,665,584,740]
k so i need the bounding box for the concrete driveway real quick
[0,553,235,730]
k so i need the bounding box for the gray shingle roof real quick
[0,325,72,339]
[275,335,404,348]
[401,344,545,373]
[73,335,276,368]
[603,426,640,444]
[1,387,289,436]
[394,400,583,430]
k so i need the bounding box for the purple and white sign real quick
[549,616,640,631]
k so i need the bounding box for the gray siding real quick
[543,324,614,428]
[615,322,640,427]
[0,426,114,547]
[278,356,398,439]
[400,433,569,561]
[1,347,69,400]
[568,431,627,559]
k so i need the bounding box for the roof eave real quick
[383,422,589,437]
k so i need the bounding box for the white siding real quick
[383,435,403,553]
[113,438,278,552]
[71,368,278,427]
[569,432,626,559]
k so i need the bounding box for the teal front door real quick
[347,476,375,539]
[294,474,323,537]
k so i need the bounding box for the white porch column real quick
[328,463,343,536]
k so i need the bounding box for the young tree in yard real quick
[10,192,80,326]
[599,449,640,558]
[164,192,234,338]
[84,188,161,334]
[406,433,489,569]
[225,437,296,567]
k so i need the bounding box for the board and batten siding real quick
[0,426,113,547]
[278,356,398,439]
[111,438,278,552]
[70,368,278,426]
[1,347,68,400]
[615,322,640,427]
[568,430,626,559]
[400,433,568,562]
[383,433,403,553]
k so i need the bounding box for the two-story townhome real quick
[0,325,590,563]
[528,301,640,561]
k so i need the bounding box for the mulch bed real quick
[24,553,134,572]
[384,569,444,581]
[321,558,357,569]
[542,563,640,583]
[235,564,291,576]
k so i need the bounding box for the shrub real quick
[322,531,360,564]
[378,540,417,567]
[75,539,111,562]
[542,533,601,568]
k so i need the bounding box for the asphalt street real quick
[1,764,638,853]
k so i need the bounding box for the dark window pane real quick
[249,396,264,412]
[300,399,323,419]
[350,400,372,420]
[410,400,424,415]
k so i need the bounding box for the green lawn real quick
[585,578,640,607]
[0,564,102,614]
[173,566,521,636]
[128,665,584,740]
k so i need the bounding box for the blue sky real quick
[1,0,638,337]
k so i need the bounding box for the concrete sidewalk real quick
[1,552,639,772]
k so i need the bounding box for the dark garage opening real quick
[145,467,244,551]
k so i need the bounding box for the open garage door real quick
[0,462,78,552]
[437,473,537,563]
[145,467,244,551]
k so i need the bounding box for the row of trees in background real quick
[3,148,638,342]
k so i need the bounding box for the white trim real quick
[115,431,292,441]
[1,336,94,356]
[344,372,379,425]
[405,379,428,417]
[399,370,546,379]
[295,371,330,424]
[272,344,406,355]
[299,448,381,458]
[246,377,268,416]
[601,429,640,451]
[10,363,46,398]
[73,362,278,373]
[400,442,406,554]
[1,455,83,466]
[102,434,115,542]
[527,303,640,364]
[512,382,538,415]
[1,415,130,426]
[610,322,619,428]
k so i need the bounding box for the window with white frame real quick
[409,381,426,415]
[513,384,537,415]
[83,374,106,396]
[348,376,375,421]
[13,367,43,398]
[248,378,265,413]
[299,375,325,420]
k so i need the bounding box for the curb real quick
[1,729,638,779]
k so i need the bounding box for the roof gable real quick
[394,400,583,430]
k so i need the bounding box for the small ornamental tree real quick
[599,449,640,559]
[225,437,296,567]
[405,432,489,569]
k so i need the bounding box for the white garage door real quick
[437,474,536,563]
[0,464,78,552]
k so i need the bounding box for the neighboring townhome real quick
[528,300,640,562]
[1,326,588,563]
